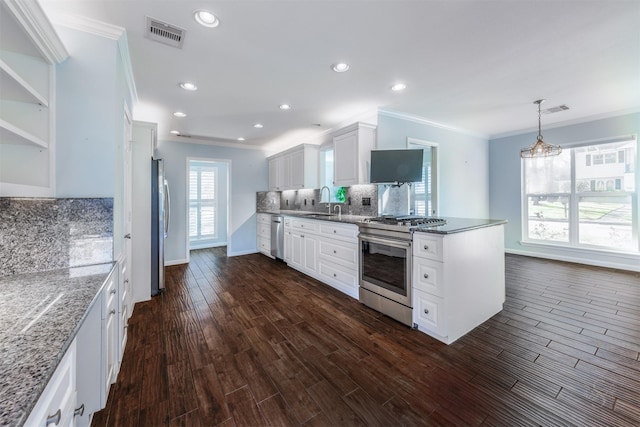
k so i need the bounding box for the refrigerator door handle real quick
[164,179,170,237]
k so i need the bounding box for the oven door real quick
[359,233,412,308]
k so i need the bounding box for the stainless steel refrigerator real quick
[151,158,170,296]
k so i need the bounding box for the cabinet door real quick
[289,149,305,189]
[268,157,279,190]
[290,232,304,269]
[333,131,359,186]
[284,230,292,262]
[303,234,318,273]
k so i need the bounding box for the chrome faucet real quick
[333,204,342,217]
[320,186,331,213]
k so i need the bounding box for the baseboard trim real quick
[505,248,640,273]
[227,249,259,257]
[165,259,189,266]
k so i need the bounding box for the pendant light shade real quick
[520,100,562,158]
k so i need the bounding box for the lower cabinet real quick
[284,217,358,298]
[411,225,505,344]
[256,213,272,257]
[25,340,77,427]
[27,263,125,426]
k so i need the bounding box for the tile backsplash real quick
[257,184,379,217]
[0,198,113,276]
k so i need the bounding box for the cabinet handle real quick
[333,273,337,277]
[423,273,429,279]
[46,409,61,425]
[110,289,117,294]
[110,309,116,315]
[124,279,129,284]
[333,230,337,233]
[423,245,429,250]
[124,233,131,239]
[424,308,430,315]
[74,404,85,417]
[333,250,337,254]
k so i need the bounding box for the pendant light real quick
[520,99,562,158]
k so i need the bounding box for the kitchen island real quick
[0,263,113,427]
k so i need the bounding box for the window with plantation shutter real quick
[189,162,218,243]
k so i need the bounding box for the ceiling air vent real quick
[541,104,570,114]
[146,17,185,48]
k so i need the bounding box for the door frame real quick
[185,157,231,262]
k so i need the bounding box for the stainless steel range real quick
[357,215,447,326]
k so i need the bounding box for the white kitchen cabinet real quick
[283,217,359,298]
[256,213,273,257]
[412,225,505,344]
[268,144,319,191]
[118,257,131,367]
[103,268,118,393]
[25,339,77,427]
[332,122,376,187]
[0,0,67,196]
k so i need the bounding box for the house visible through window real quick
[189,161,218,244]
[523,137,638,252]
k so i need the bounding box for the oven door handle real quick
[359,233,412,248]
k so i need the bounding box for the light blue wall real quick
[157,140,268,263]
[489,112,640,271]
[376,112,490,217]
[55,27,120,197]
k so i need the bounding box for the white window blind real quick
[189,162,218,242]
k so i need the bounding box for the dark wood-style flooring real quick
[92,249,640,426]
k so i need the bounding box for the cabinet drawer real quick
[291,218,318,233]
[318,260,358,290]
[413,233,443,261]
[318,239,357,269]
[257,237,271,254]
[413,258,444,297]
[257,213,272,224]
[257,222,271,238]
[413,290,445,335]
[319,222,358,241]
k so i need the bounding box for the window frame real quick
[521,135,639,253]
[189,161,219,243]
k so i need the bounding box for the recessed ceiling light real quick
[194,10,219,28]
[237,137,245,141]
[173,111,187,118]
[254,123,264,128]
[332,63,350,73]
[179,82,197,91]
[279,104,291,110]
[170,130,180,135]
[391,83,407,91]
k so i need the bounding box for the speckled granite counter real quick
[0,263,115,427]
[413,217,507,234]
[260,211,506,233]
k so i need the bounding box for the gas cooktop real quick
[359,215,447,232]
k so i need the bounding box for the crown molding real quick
[378,108,489,140]
[2,0,68,64]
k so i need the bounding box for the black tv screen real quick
[370,149,424,184]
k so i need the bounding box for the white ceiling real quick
[40,0,640,152]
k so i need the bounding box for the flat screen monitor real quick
[370,149,424,184]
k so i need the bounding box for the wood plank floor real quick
[92,249,640,426]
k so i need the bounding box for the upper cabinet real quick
[0,0,68,196]
[268,144,319,191]
[332,122,376,187]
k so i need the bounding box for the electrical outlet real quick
[362,197,371,206]
[348,197,351,205]
[286,200,289,206]
[304,199,307,206]
[312,199,315,206]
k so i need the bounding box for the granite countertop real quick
[413,217,507,234]
[0,263,115,427]
[259,211,506,233]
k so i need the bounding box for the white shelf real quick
[0,117,47,148]
[0,58,48,106]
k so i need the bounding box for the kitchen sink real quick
[296,212,334,217]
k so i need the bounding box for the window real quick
[319,147,340,202]
[523,138,638,252]
[408,139,438,216]
[189,161,217,243]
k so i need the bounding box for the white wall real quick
[489,112,640,271]
[376,110,490,218]
[158,140,268,263]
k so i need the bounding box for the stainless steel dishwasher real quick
[270,215,284,259]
